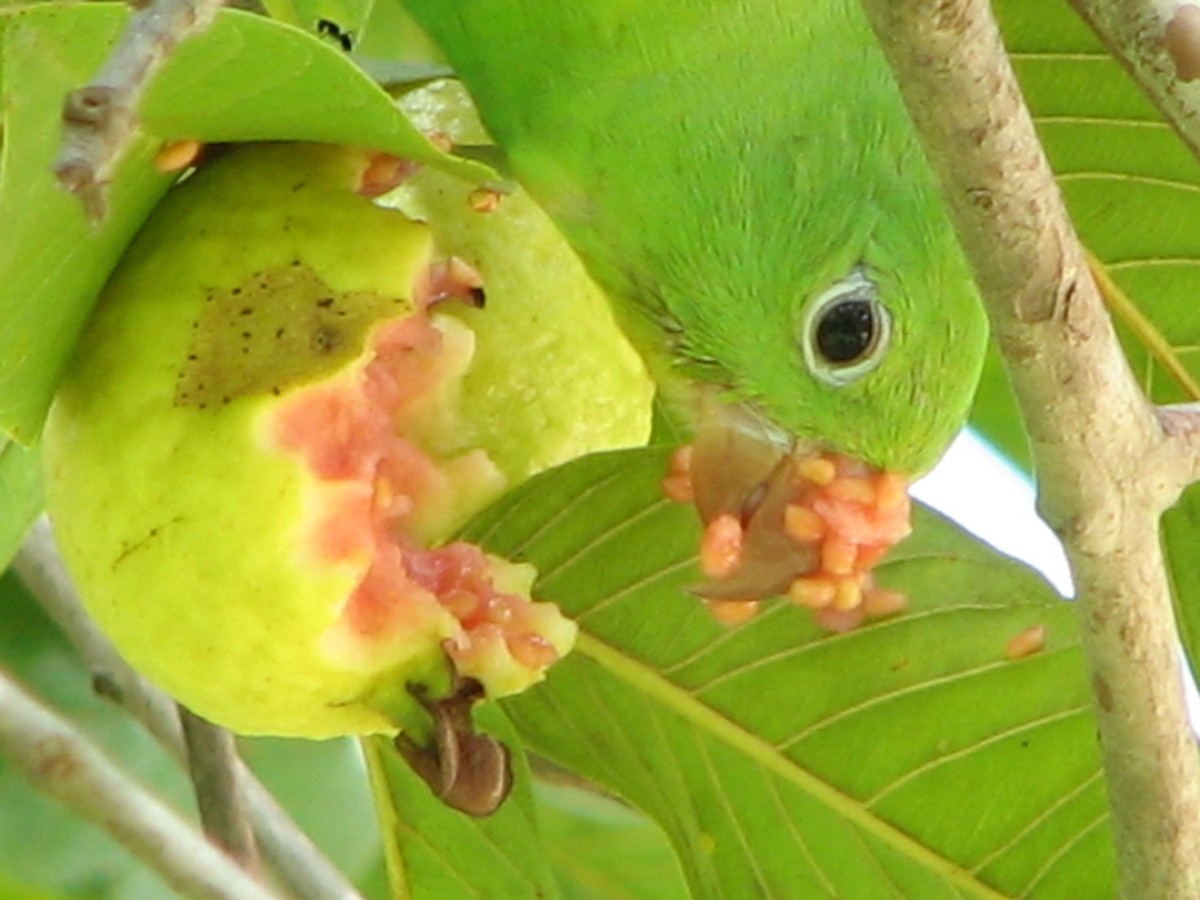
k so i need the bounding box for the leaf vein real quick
[970,767,1105,875]
[685,602,1069,697]
[1017,810,1111,899]
[576,633,1013,899]
[1056,169,1200,194]
[694,734,773,895]
[534,496,676,590]
[764,776,840,897]
[864,704,1092,807]
[778,646,1079,751]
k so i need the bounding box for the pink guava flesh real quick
[270,297,560,688]
[667,441,913,632]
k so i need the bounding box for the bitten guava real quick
[43,140,652,738]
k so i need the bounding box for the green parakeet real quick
[399,0,988,624]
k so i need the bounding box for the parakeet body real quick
[400,0,988,477]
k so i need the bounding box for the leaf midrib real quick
[575,631,1013,900]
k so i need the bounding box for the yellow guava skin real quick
[392,80,656,483]
[43,141,652,738]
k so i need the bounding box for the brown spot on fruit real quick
[311,325,340,354]
[175,262,415,408]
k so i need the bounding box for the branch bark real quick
[55,0,225,221]
[856,1,1200,897]
[0,664,276,900]
[1067,0,1200,164]
[180,705,263,874]
[13,518,365,900]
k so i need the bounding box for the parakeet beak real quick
[663,398,912,632]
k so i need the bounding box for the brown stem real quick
[0,665,275,900]
[180,705,263,874]
[856,1,1200,897]
[55,0,225,221]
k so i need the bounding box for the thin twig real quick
[55,0,225,221]
[180,705,263,873]
[857,1,1200,897]
[13,518,365,900]
[0,664,277,900]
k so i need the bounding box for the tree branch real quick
[13,518,365,900]
[0,664,277,900]
[856,1,1200,897]
[55,0,225,222]
[1067,0,1200,164]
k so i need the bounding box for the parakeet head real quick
[654,140,988,479]
[593,95,988,480]
[546,40,988,625]
[397,0,989,623]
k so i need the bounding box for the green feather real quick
[400,0,988,476]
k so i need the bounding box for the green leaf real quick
[262,0,374,38]
[537,782,689,900]
[460,447,1113,898]
[0,872,72,900]
[0,3,173,444]
[0,2,495,445]
[136,9,488,182]
[362,707,560,900]
[0,439,42,570]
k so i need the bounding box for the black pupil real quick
[815,299,876,364]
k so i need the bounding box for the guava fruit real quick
[43,140,652,738]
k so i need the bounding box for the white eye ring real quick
[800,269,892,387]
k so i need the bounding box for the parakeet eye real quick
[802,270,891,386]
